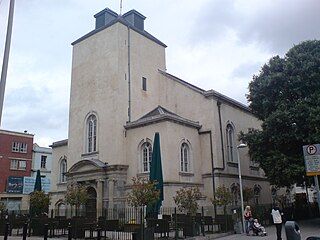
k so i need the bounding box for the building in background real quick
[32,143,52,179]
[0,129,34,210]
[49,7,272,217]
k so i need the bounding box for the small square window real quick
[10,159,19,169]
[19,160,26,170]
[142,77,147,91]
[12,142,19,152]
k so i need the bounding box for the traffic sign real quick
[303,144,320,176]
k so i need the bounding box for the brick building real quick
[0,129,34,210]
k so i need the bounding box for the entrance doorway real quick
[85,187,97,218]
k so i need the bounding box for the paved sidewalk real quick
[3,219,320,240]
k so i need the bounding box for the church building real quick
[50,7,272,216]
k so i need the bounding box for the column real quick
[96,179,104,217]
[108,178,115,209]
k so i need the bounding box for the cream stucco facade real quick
[50,8,272,216]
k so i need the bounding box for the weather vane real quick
[120,0,123,15]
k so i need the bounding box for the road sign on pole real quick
[303,144,320,176]
[303,144,320,212]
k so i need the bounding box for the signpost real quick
[303,144,320,211]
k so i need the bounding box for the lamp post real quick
[237,143,247,234]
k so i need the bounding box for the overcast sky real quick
[0,0,319,147]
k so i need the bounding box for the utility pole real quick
[0,0,15,126]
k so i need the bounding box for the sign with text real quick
[303,144,320,176]
[7,176,24,194]
[23,177,51,194]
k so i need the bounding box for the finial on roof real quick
[120,0,123,15]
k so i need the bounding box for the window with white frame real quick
[10,159,26,170]
[141,142,152,172]
[86,114,97,153]
[60,159,67,183]
[41,155,47,169]
[226,124,236,162]
[12,142,27,153]
[180,142,190,172]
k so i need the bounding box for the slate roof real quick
[158,70,251,113]
[125,106,201,130]
[72,15,167,47]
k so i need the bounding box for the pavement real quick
[2,219,320,240]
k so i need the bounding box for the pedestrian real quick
[244,205,252,235]
[271,204,283,240]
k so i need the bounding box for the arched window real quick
[231,183,240,206]
[141,142,152,172]
[86,114,97,153]
[226,124,236,162]
[180,143,190,172]
[56,202,66,216]
[60,159,67,183]
[253,184,262,204]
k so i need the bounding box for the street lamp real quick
[237,143,247,234]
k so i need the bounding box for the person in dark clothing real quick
[271,204,283,240]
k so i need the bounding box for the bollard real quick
[44,223,48,240]
[22,222,28,240]
[97,227,101,240]
[4,222,9,240]
[68,223,72,240]
[285,221,301,240]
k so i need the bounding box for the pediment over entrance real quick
[68,159,107,174]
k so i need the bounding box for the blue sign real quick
[23,177,51,194]
[7,176,24,194]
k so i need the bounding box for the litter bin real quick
[285,221,301,240]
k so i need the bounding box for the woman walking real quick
[271,204,283,240]
[244,205,252,235]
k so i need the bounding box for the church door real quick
[85,187,97,218]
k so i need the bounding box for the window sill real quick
[81,151,99,157]
[227,162,238,168]
[10,168,26,171]
[179,172,194,177]
[137,172,149,177]
[57,182,67,186]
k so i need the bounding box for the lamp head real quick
[237,143,247,149]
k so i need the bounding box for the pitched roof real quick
[125,106,201,130]
[72,16,167,47]
[158,70,251,113]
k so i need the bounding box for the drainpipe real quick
[127,26,131,122]
[216,100,226,170]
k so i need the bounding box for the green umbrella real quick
[149,132,164,216]
[34,170,42,192]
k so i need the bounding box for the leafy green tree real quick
[127,177,160,207]
[65,183,89,216]
[30,191,50,216]
[241,40,320,187]
[211,185,233,216]
[173,187,201,215]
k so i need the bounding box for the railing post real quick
[43,223,48,240]
[4,222,9,240]
[22,222,28,240]
[202,206,205,236]
[140,207,144,240]
[68,222,72,240]
[174,207,178,240]
[97,226,101,240]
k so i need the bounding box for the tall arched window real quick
[253,184,262,204]
[141,142,152,172]
[180,143,190,172]
[231,183,240,206]
[226,124,236,162]
[86,114,97,153]
[60,159,67,183]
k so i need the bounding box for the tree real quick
[211,185,233,217]
[240,40,320,187]
[30,191,50,216]
[173,187,201,215]
[127,177,160,207]
[65,183,89,216]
